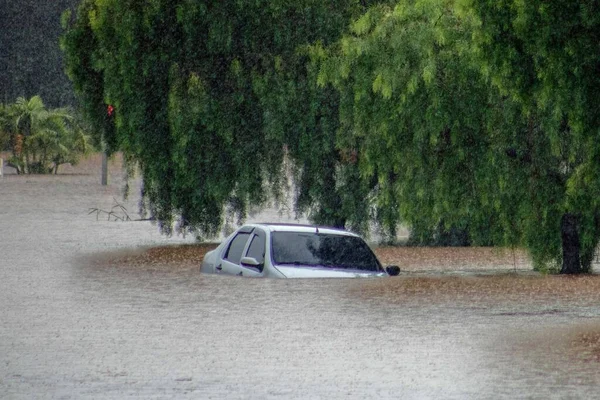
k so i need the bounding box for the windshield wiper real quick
[276,261,323,267]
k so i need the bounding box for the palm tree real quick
[11,96,46,173]
[7,96,93,174]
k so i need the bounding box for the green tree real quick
[466,0,600,273]
[61,0,389,236]
[317,0,600,273]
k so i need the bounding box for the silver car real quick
[200,223,400,278]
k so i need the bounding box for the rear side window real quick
[224,233,251,264]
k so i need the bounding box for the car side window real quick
[224,232,251,264]
[246,233,266,264]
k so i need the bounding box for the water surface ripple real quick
[1,164,599,399]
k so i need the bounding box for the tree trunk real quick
[560,213,583,274]
[332,216,346,229]
[41,148,47,172]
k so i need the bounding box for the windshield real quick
[271,232,381,272]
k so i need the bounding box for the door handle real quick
[215,264,222,271]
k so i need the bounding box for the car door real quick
[219,229,253,276]
[239,228,266,277]
[218,227,266,277]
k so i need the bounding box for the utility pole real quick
[102,104,115,186]
[101,151,108,185]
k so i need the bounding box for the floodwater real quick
[1,156,600,399]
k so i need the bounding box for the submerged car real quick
[200,223,400,278]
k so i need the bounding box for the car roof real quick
[243,222,359,237]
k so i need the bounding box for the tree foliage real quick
[315,1,501,243]
[468,0,600,273]
[0,104,14,152]
[1,96,93,174]
[315,0,600,273]
[61,0,388,236]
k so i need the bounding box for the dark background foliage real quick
[1,0,79,107]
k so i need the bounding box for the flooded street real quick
[1,156,600,399]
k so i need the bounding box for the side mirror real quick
[241,257,261,267]
[240,256,263,273]
[386,265,400,276]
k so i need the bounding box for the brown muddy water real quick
[1,154,600,399]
